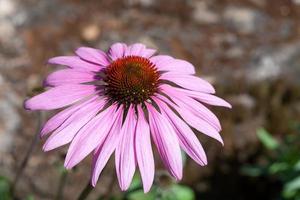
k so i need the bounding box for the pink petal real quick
[109,43,155,60]
[115,106,137,191]
[135,105,154,193]
[75,47,110,66]
[24,84,97,110]
[44,69,96,87]
[160,73,215,93]
[154,97,207,166]
[48,56,103,72]
[124,43,146,57]
[157,94,224,145]
[178,105,223,144]
[146,103,182,180]
[91,107,124,186]
[64,105,117,169]
[150,56,195,74]
[40,96,97,137]
[150,55,173,66]
[161,85,221,131]
[108,43,127,61]
[173,88,232,108]
[43,99,105,151]
[141,48,156,58]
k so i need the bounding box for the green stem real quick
[103,175,116,200]
[123,185,143,199]
[77,182,93,200]
[55,169,68,200]
[11,112,43,196]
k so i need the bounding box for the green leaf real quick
[294,160,300,171]
[127,176,154,200]
[128,174,142,191]
[257,128,279,150]
[283,176,300,198]
[170,184,195,200]
[127,189,156,200]
[26,195,35,200]
[240,166,264,177]
[269,162,289,174]
[0,176,11,200]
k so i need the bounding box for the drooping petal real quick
[40,96,98,137]
[150,56,195,74]
[147,103,182,180]
[135,105,154,193]
[64,105,117,169]
[179,105,223,144]
[161,85,221,131]
[24,84,97,110]
[153,97,207,166]
[157,94,223,145]
[115,106,137,191]
[40,104,81,137]
[48,56,103,72]
[43,98,105,151]
[171,87,232,108]
[44,69,96,87]
[108,43,127,61]
[160,73,215,93]
[76,47,110,66]
[91,107,124,186]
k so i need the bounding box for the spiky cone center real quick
[104,56,159,105]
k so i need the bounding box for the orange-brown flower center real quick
[104,56,159,105]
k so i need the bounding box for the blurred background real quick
[0,0,300,199]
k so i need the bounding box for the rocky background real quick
[0,0,300,199]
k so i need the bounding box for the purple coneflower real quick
[24,43,231,192]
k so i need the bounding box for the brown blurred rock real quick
[0,74,21,153]
[223,6,267,34]
[191,1,220,24]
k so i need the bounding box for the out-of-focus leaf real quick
[240,166,264,177]
[26,195,35,200]
[127,175,154,200]
[128,174,142,191]
[283,176,300,198]
[294,160,300,171]
[269,162,289,174]
[56,163,68,174]
[109,197,123,200]
[257,128,279,150]
[170,184,195,200]
[127,183,195,200]
[0,176,11,200]
[127,189,156,200]
[243,126,300,199]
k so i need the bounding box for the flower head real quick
[24,43,231,192]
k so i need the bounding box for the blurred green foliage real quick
[0,176,35,200]
[126,184,194,200]
[26,195,35,200]
[242,126,300,200]
[124,175,195,200]
[0,176,11,200]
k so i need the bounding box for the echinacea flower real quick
[24,43,231,192]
